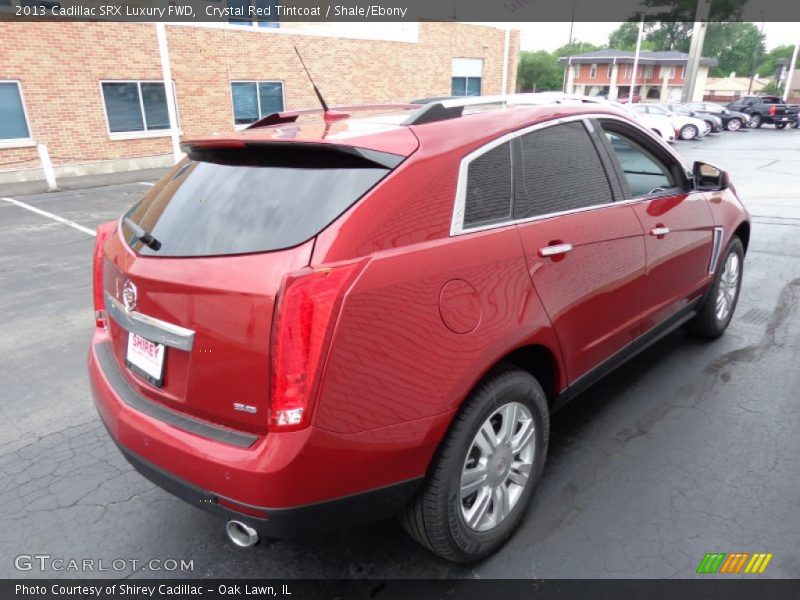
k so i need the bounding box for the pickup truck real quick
[726,95,800,129]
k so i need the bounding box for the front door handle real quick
[650,226,670,237]
[538,243,573,257]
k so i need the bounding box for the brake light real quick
[93,221,116,328]
[769,105,777,116]
[269,261,364,430]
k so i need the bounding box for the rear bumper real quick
[89,331,448,535]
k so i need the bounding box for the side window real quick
[463,142,512,227]
[514,122,614,220]
[599,124,677,198]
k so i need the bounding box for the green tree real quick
[554,40,604,58]
[703,22,766,77]
[517,51,563,92]
[608,22,641,51]
[755,44,795,79]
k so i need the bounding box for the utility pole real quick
[681,0,712,103]
[629,16,645,103]
[562,0,577,92]
[784,40,799,102]
[747,18,765,95]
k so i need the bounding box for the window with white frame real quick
[0,80,32,143]
[607,64,613,78]
[572,64,580,78]
[226,0,280,27]
[644,65,653,78]
[623,65,631,78]
[665,65,676,78]
[589,64,597,78]
[681,66,686,79]
[231,81,284,125]
[451,58,483,97]
[101,81,177,135]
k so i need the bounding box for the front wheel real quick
[400,366,549,563]
[726,118,742,131]
[680,124,699,140]
[684,237,744,338]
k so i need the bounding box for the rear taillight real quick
[269,261,365,431]
[769,105,777,116]
[93,221,116,328]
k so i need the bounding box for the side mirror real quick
[693,161,729,191]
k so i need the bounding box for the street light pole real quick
[629,17,644,103]
[783,40,799,102]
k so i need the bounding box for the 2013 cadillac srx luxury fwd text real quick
[88,95,750,563]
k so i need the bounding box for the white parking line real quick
[138,182,154,186]
[1,197,96,237]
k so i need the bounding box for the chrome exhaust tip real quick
[225,520,259,548]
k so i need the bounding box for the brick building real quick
[0,22,519,183]
[558,50,717,102]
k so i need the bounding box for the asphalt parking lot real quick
[1,128,799,580]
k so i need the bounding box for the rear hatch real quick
[101,141,401,434]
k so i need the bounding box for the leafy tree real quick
[755,44,796,80]
[554,41,604,58]
[517,51,563,92]
[608,22,641,51]
[703,22,766,77]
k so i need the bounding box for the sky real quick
[501,22,799,52]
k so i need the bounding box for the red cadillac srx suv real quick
[89,96,750,563]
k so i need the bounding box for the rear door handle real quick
[650,226,670,237]
[538,243,573,257]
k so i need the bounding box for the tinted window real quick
[0,81,30,140]
[463,142,512,227]
[602,129,675,197]
[514,122,613,219]
[123,147,394,257]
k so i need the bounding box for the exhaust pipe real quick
[225,520,259,548]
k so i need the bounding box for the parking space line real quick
[1,197,96,237]
[138,182,154,186]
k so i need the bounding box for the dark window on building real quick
[452,77,482,97]
[101,81,174,134]
[514,122,613,219]
[463,142,512,227]
[0,81,31,140]
[231,81,284,125]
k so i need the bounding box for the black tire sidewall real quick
[439,369,548,562]
[708,238,745,333]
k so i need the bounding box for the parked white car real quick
[537,94,677,144]
[631,104,709,140]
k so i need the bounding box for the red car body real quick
[89,100,750,540]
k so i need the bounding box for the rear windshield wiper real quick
[123,217,161,251]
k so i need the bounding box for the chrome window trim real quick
[450,112,693,237]
[105,291,196,352]
[708,227,725,274]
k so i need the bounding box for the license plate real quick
[126,332,165,387]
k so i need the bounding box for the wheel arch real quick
[733,221,750,254]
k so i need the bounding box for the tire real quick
[684,237,744,339]
[749,114,762,128]
[726,118,742,131]
[400,365,549,563]
[775,122,788,129]
[680,124,698,140]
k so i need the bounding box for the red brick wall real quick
[0,22,518,174]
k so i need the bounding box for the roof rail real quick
[246,103,421,129]
[402,93,599,126]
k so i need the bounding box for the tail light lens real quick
[769,105,777,116]
[269,261,365,431]
[93,221,116,328]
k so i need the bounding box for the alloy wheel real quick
[460,402,536,532]
[727,118,741,131]
[716,252,740,321]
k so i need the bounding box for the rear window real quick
[122,145,397,257]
